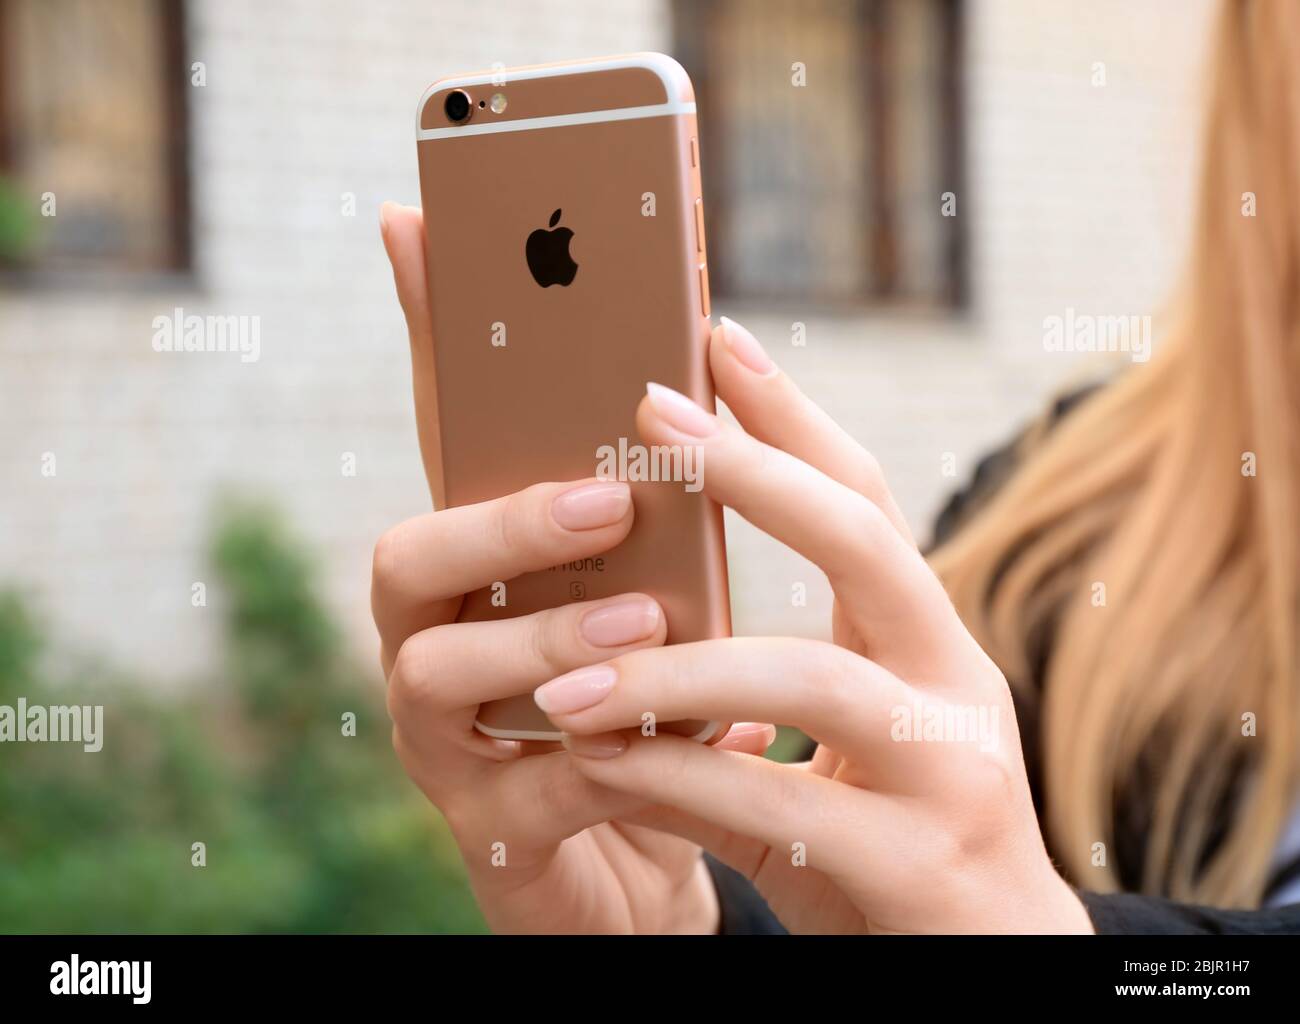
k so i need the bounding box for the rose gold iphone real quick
[414,53,730,741]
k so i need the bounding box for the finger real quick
[565,734,900,882]
[711,721,777,756]
[457,723,776,865]
[387,593,666,728]
[604,722,775,760]
[810,741,843,779]
[460,750,653,856]
[616,802,867,931]
[517,739,565,757]
[636,387,963,670]
[371,478,634,671]
[708,317,913,544]
[390,720,507,805]
[617,802,770,875]
[540,638,933,788]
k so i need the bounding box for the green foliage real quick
[0,176,37,263]
[0,500,486,933]
[767,725,812,764]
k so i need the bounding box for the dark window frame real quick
[0,0,193,285]
[674,0,967,312]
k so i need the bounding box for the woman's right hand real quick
[374,202,773,933]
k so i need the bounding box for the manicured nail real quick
[645,382,718,438]
[562,733,628,759]
[551,481,631,531]
[535,664,617,714]
[726,722,779,744]
[579,597,660,648]
[720,317,774,376]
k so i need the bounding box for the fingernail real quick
[645,382,718,438]
[535,664,617,714]
[720,317,774,375]
[551,481,631,531]
[379,201,391,238]
[562,733,628,759]
[727,722,778,744]
[579,597,660,647]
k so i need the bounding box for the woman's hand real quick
[373,202,774,933]
[545,317,1094,934]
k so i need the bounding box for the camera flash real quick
[490,93,508,114]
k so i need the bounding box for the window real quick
[674,0,965,308]
[0,0,190,274]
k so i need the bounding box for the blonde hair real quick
[930,0,1300,907]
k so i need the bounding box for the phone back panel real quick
[415,55,730,739]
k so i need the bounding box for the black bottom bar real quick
[0,933,1293,1011]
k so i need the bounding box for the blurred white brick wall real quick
[1,0,671,680]
[0,0,1216,680]
[966,0,1213,365]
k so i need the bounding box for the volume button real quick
[693,197,706,255]
[698,262,710,318]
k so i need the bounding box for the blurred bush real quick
[0,175,37,264]
[0,501,486,933]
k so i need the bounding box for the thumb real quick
[380,200,443,506]
[380,201,434,349]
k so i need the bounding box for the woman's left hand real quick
[539,318,1094,934]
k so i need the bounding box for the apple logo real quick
[526,208,578,287]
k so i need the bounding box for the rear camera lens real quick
[444,89,472,124]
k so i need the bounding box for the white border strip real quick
[417,100,695,141]
[433,53,682,92]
